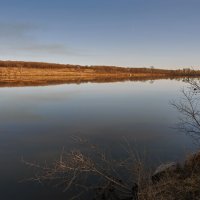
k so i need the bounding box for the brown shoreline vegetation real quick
[0,60,200,86]
[140,151,200,200]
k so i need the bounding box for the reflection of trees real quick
[149,80,154,84]
[171,79,200,145]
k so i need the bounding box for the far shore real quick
[0,61,199,87]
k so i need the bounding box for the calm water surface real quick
[0,79,196,199]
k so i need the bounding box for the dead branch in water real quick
[22,140,150,200]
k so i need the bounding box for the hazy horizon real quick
[0,0,200,69]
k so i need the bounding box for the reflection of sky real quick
[0,80,194,150]
[0,80,182,126]
[0,0,200,68]
[0,80,196,199]
[0,80,189,136]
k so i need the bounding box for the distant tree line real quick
[0,61,200,76]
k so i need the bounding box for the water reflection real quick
[0,80,196,199]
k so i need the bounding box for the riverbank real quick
[139,151,200,200]
[0,61,199,86]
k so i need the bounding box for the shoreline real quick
[0,60,199,87]
[0,75,194,87]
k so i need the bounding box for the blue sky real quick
[0,0,200,68]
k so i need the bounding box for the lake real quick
[0,79,196,199]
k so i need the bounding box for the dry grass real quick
[139,151,200,200]
[0,66,175,87]
[0,61,200,86]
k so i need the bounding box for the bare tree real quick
[171,79,200,145]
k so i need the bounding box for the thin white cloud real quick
[0,22,85,57]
